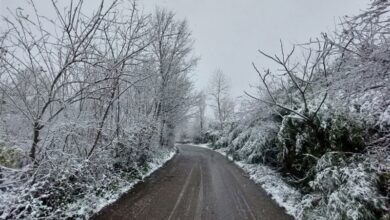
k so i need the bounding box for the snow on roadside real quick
[65,148,176,219]
[143,149,176,178]
[192,143,301,219]
[234,161,301,218]
[191,143,212,150]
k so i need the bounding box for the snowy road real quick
[91,145,293,220]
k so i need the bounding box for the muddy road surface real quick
[91,145,293,220]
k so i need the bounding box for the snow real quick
[192,143,212,150]
[85,149,176,218]
[0,148,176,220]
[379,104,390,127]
[214,147,234,161]
[143,149,176,178]
[234,161,301,218]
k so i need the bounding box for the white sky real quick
[142,0,369,98]
[1,0,369,98]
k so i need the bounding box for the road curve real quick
[91,145,294,220]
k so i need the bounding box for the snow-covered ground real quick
[191,143,212,150]
[83,149,176,218]
[94,149,175,215]
[0,148,176,220]
[234,161,301,218]
[192,143,301,219]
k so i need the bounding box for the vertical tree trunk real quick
[200,116,203,132]
[88,79,118,158]
[159,119,166,147]
[30,121,42,163]
[116,84,121,138]
[217,94,223,130]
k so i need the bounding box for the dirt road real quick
[91,145,293,220]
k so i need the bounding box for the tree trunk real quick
[88,79,118,158]
[159,119,166,147]
[200,116,203,132]
[30,121,43,163]
[116,84,121,138]
[217,95,223,130]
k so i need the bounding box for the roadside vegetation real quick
[0,1,196,218]
[193,1,389,219]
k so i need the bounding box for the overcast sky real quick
[142,0,369,98]
[1,0,369,98]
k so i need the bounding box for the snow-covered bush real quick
[211,122,237,149]
[0,146,175,219]
[205,1,390,218]
[298,153,388,220]
[0,145,24,168]
[275,107,365,179]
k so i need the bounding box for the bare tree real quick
[197,91,207,132]
[209,69,231,130]
[243,39,334,173]
[86,1,152,158]
[0,1,199,218]
[245,39,332,124]
[0,0,119,162]
[150,8,197,147]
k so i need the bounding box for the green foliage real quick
[196,130,220,146]
[276,109,366,183]
[0,144,24,168]
[276,114,325,181]
[192,135,204,144]
[324,113,365,153]
[298,153,388,220]
[193,130,216,144]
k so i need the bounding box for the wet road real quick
[91,145,293,220]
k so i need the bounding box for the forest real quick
[0,0,389,219]
[0,0,196,218]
